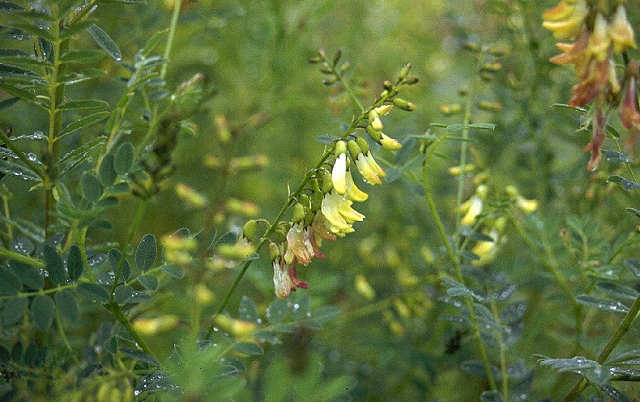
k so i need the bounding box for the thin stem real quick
[608,230,638,264]
[110,200,147,297]
[422,149,497,391]
[55,309,78,364]
[491,301,509,401]
[161,0,182,80]
[106,302,158,362]
[78,225,97,283]
[564,295,640,401]
[2,195,12,240]
[0,246,45,268]
[0,283,78,300]
[319,52,364,112]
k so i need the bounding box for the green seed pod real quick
[393,98,417,111]
[292,203,305,223]
[356,137,370,154]
[347,140,362,160]
[243,220,257,240]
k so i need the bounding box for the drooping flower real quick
[584,106,607,172]
[471,229,499,266]
[331,142,348,195]
[321,191,365,236]
[345,169,368,202]
[586,14,611,61]
[542,0,589,40]
[619,62,640,131]
[609,5,637,53]
[460,185,487,226]
[272,259,308,299]
[284,223,314,265]
[380,133,402,150]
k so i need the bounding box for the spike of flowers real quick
[543,1,638,171]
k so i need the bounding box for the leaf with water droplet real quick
[120,348,158,366]
[55,290,79,323]
[137,274,158,291]
[2,297,28,325]
[481,391,503,402]
[87,24,122,61]
[238,296,259,322]
[9,260,43,289]
[598,384,633,402]
[43,245,66,285]
[576,294,629,313]
[135,234,156,271]
[624,259,640,278]
[266,298,288,323]
[114,141,134,174]
[160,264,184,279]
[232,342,263,356]
[76,283,109,303]
[596,282,638,301]
[67,245,83,281]
[607,175,640,191]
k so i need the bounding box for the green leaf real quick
[114,141,134,174]
[60,20,96,40]
[481,391,503,402]
[135,234,156,271]
[238,296,259,322]
[58,111,110,139]
[0,97,19,110]
[141,29,168,57]
[31,295,55,330]
[310,305,340,325]
[67,245,83,281]
[76,283,109,303]
[603,150,632,164]
[81,172,103,202]
[137,274,158,291]
[43,245,66,285]
[114,285,134,304]
[98,154,117,185]
[10,261,43,289]
[607,175,640,191]
[596,282,639,301]
[60,49,104,64]
[160,264,184,279]
[598,384,633,402]
[2,297,28,325]
[58,99,109,111]
[87,24,122,61]
[55,290,79,323]
[266,298,288,323]
[7,22,54,41]
[0,83,37,104]
[120,348,158,366]
[576,294,629,313]
[232,342,263,356]
[60,69,106,85]
[624,259,640,278]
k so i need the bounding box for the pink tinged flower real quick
[273,260,294,299]
[311,212,336,250]
[287,264,308,290]
[586,14,611,62]
[542,0,588,40]
[569,59,610,107]
[584,106,607,172]
[550,31,589,66]
[609,6,637,53]
[331,153,348,195]
[284,223,314,266]
[619,63,640,131]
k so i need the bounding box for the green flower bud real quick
[356,137,370,154]
[243,220,257,240]
[368,109,383,131]
[366,125,382,142]
[383,80,393,90]
[347,140,362,160]
[322,171,333,193]
[398,62,412,80]
[299,194,311,208]
[477,101,503,111]
[292,202,305,223]
[269,242,281,260]
[311,178,321,193]
[335,140,347,155]
[393,98,417,111]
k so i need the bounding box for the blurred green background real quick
[3,0,640,400]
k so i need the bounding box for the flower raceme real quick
[543,1,637,171]
[267,106,407,298]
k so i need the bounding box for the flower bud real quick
[366,125,382,142]
[383,80,393,90]
[243,220,257,240]
[321,171,333,193]
[299,194,311,209]
[355,274,376,300]
[347,140,362,160]
[335,140,347,156]
[269,242,281,260]
[393,98,417,111]
[368,109,383,131]
[398,62,412,80]
[356,137,370,154]
[214,114,231,143]
[292,202,306,223]
[375,104,393,116]
[440,104,462,115]
[609,5,636,53]
[175,183,207,208]
[477,101,503,111]
[481,62,502,72]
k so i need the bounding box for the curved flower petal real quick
[321,192,352,231]
[355,154,382,185]
[331,153,347,195]
[365,152,386,177]
[345,170,368,202]
[610,5,636,53]
[461,195,483,226]
[273,260,294,299]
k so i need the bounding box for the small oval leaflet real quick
[136,234,157,271]
[31,295,55,330]
[87,24,122,61]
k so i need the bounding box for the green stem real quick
[608,230,638,264]
[491,301,509,401]
[161,0,182,80]
[78,225,97,283]
[0,283,78,301]
[0,246,45,268]
[55,309,78,364]
[564,295,640,401]
[2,195,12,240]
[110,200,147,297]
[422,149,497,391]
[106,302,158,363]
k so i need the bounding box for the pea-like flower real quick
[284,223,314,265]
[331,149,348,195]
[542,0,588,40]
[609,5,636,53]
[460,185,487,226]
[321,191,365,236]
[272,259,308,299]
[586,14,611,61]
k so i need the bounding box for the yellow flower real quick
[345,169,368,202]
[321,191,365,236]
[609,5,637,53]
[587,13,612,61]
[460,185,487,226]
[471,230,499,266]
[331,152,348,195]
[273,260,295,299]
[284,223,314,265]
[380,133,402,150]
[542,0,588,40]
[355,153,382,185]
